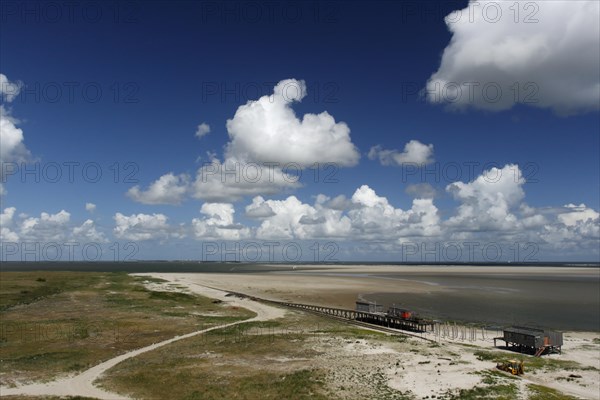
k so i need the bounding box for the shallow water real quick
[357,272,599,331]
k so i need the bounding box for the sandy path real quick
[0,273,285,399]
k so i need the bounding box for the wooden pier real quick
[221,288,435,336]
[278,302,434,332]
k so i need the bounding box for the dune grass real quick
[97,317,332,399]
[527,384,580,400]
[0,271,254,385]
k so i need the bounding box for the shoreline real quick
[154,265,599,332]
[143,272,600,399]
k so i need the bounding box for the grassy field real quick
[0,271,254,385]
[96,310,401,400]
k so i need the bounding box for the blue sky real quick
[1,1,599,262]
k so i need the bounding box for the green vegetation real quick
[148,290,197,302]
[435,369,518,399]
[0,271,101,311]
[457,351,590,399]
[98,318,330,399]
[1,273,591,400]
[0,272,253,385]
[483,369,519,382]
[527,384,579,400]
[109,368,329,400]
[447,383,518,400]
[316,325,390,339]
[98,309,422,400]
[473,350,592,373]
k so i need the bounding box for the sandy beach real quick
[145,269,600,399]
[152,265,599,329]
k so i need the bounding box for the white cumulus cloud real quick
[369,140,434,166]
[130,79,356,204]
[349,185,441,238]
[244,196,276,219]
[557,204,600,227]
[0,207,19,241]
[426,0,600,115]
[73,219,107,242]
[113,212,171,241]
[225,79,360,167]
[250,195,352,240]
[0,73,23,102]
[246,185,442,241]
[1,74,31,196]
[540,211,599,252]
[192,203,250,240]
[195,122,211,138]
[20,210,72,242]
[127,173,190,205]
[0,105,30,164]
[445,164,525,231]
[191,158,300,202]
[1,206,110,244]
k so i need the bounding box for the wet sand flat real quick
[170,265,599,331]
